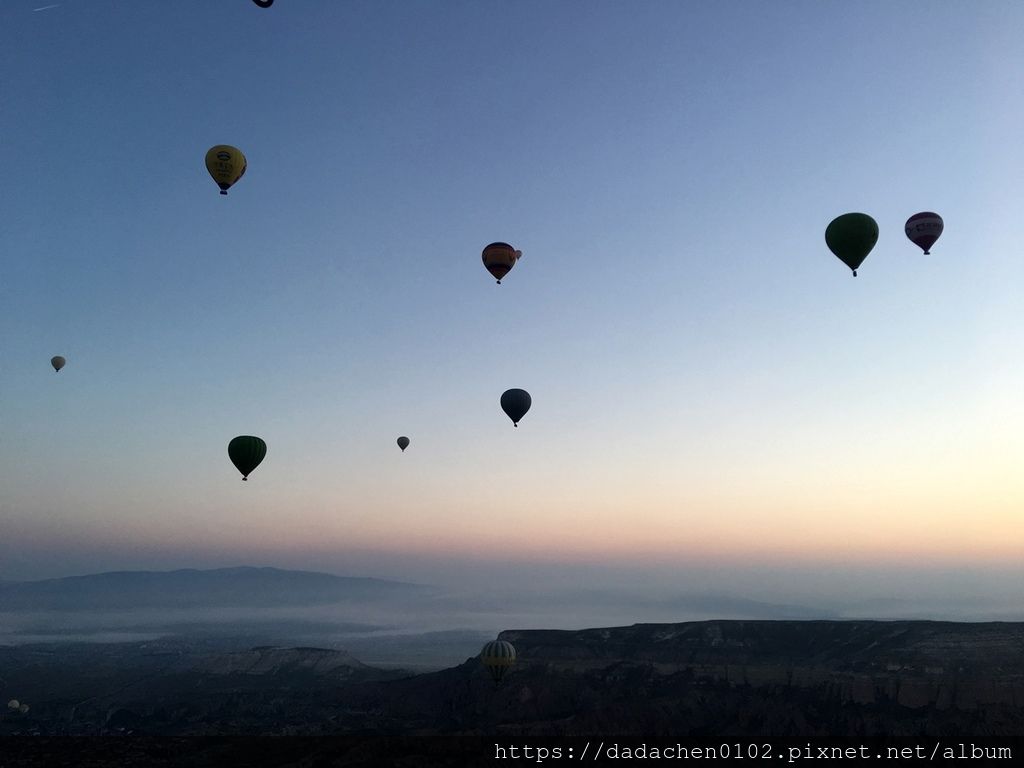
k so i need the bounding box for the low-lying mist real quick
[2,562,1022,670]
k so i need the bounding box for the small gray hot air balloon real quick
[397,436,410,452]
[51,356,66,372]
[500,389,531,427]
[7,700,19,711]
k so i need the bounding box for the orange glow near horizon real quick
[11,481,1021,572]
[6,367,1021,576]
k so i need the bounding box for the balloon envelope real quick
[482,242,521,284]
[480,639,516,683]
[397,436,410,452]
[500,388,531,427]
[228,435,266,480]
[252,0,273,6]
[51,356,65,372]
[905,212,943,254]
[205,145,247,195]
[825,213,878,275]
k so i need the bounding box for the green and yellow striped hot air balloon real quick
[480,639,516,684]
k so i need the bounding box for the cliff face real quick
[498,620,1024,712]
[334,620,1024,740]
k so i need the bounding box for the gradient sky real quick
[1,1,1022,605]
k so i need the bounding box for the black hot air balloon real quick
[500,389,531,427]
[397,436,410,452]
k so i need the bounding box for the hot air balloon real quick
[500,389,531,427]
[18,704,28,714]
[825,213,878,276]
[482,242,522,284]
[51,356,65,372]
[228,436,266,481]
[480,639,516,684]
[397,436,410,452]
[205,145,247,195]
[252,0,273,6]
[905,212,943,254]
[6,700,18,711]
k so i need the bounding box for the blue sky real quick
[1,1,1022,608]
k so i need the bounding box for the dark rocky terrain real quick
[1,620,1022,765]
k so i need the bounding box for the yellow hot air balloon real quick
[205,145,247,195]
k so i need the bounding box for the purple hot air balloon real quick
[905,212,943,255]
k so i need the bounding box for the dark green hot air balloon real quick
[228,436,266,481]
[480,639,516,684]
[825,213,878,276]
[500,389,531,427]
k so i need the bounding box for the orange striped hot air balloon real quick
[482,242,522,284]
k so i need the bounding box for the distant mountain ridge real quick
[0,566,429,611]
